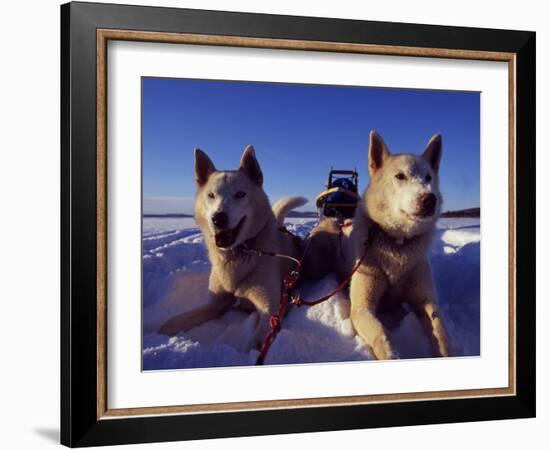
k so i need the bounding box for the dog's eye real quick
[425,174,432,182]
[395,173,407,181]
[207,192,215,199]
[234,191,246,199]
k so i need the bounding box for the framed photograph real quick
[61,1,535,447]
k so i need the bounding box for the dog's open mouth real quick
[214,216,246,248]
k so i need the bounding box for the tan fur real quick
[302,131,451,359]
[300,218,351,282]
[158,145,307,352]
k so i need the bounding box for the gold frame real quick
[96,29,516,420]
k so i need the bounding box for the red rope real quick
[292,249,366,307]
[255,244,368,365]
[339,221,353,236]
[255,268,300,365]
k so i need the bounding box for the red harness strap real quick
[255,243,368,365]
[338,221,353,236]
[292,248,367,307]
[255,267,300,365]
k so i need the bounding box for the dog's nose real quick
[419,193,437,214]
[212,211,229,229]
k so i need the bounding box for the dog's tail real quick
[272,197,308,227]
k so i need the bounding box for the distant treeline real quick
[144,209,479,219]
[143,213,193,218]
[440,207,480,218]
[286,211,318,218]
[143,211,318,219]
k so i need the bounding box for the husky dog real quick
[302,131,451,360]
[158,145,307,352]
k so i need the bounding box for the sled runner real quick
[315,168,360,220]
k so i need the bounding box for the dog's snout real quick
[417,193,437,217]
[212,211,229,229]
[421,193,436,210]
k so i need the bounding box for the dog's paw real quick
[157,312,194,336]
[372,334,399,360]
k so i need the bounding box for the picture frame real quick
[61,1,535,447]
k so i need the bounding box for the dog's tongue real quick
[215,229,233,248]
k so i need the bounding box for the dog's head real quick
[365,131,443,238]
[193,145,270,249]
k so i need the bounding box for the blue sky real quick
[142,77,479,214]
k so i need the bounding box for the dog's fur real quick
[158,145,307,352]
[302,131,451,360]
[300,217,352,282]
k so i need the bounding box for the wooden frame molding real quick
[96,29,517,420]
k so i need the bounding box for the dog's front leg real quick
[349,268,397,360]
[406,262,452,357]
[158,275,234,336]
[237,275,280,353]
[412,301,452,357]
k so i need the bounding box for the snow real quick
[438,219,481,254]
[142,216,480,370]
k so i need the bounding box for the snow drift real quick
[142,217,480,370]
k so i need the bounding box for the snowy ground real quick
[142,216,480,370]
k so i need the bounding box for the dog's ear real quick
[239,145,263,186]
[423,134,442,172]
[368,130,390,176]
[194,148,216,187]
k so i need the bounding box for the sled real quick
[315,168,360,220]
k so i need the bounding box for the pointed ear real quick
[194,148,216,187]
[368,130,391,176]
[239,145,263,185]
[423,134,442,172]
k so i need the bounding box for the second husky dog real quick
[158,145,307,352]
[303,131,451,360]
